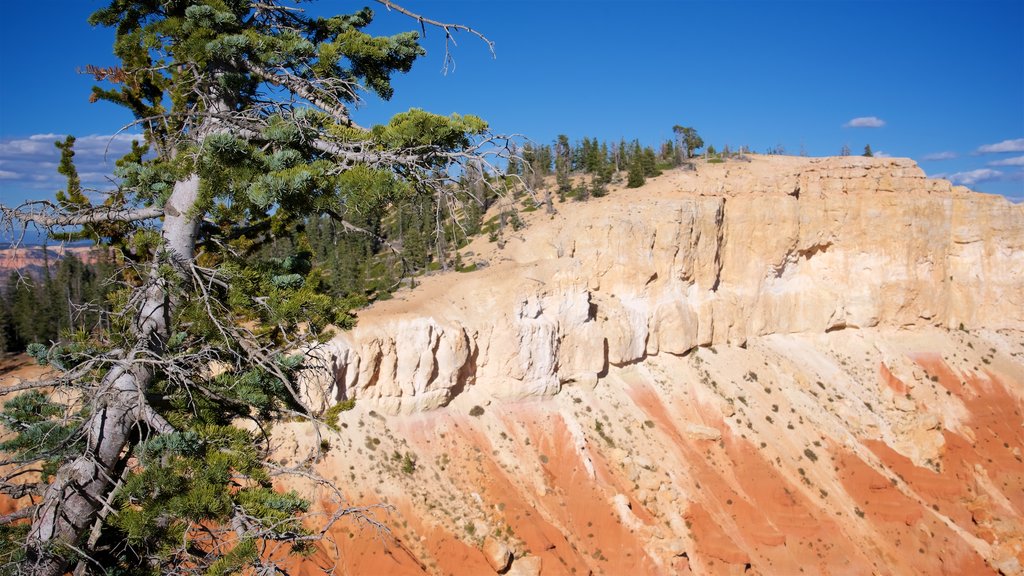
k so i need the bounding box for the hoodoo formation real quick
[272,155,1024,575]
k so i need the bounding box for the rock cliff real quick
[308,155,1023,415]
[287,155,1023,575]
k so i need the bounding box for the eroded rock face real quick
[294,328,1023,576]
[286,156,1024,575]
[309,156,1023,414]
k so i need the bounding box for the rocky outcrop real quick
[308,156,1024,414]
[282,155,1024,575]
[290,327,1023,576]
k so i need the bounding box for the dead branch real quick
[0,506,37,525]
[1,201,162,229]
[376,0,495,73]
[246,62,361,128]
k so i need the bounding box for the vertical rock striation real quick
[309,156,1023,413]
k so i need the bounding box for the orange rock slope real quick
[283,155,1023,575]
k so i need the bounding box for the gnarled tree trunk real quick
[24,155,206,576]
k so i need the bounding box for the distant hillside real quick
[0,244,97,279]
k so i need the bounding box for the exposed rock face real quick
[290,156,1023,575]
[308,156,1023,414]
[481,536,513,572]
[0,245,97,278]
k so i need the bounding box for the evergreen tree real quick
[529,143,554,212]
[641,146,661,177]
[555,134,572,196]
[660,140,675,164]
[0,302,10,354]
[673,125,704,160]
[863,144,874,157]
[582,137,602,173]
[590,142,612,198]
[3,274,34,352]
[571,137,584,172]
[0,3,512,575]
[505,142,522,176]
[627,152,646,188]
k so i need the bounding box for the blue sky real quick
[1,0,1022,209]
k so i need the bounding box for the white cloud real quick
[945,168,1003,186]
[976,138,1024,154]
[0,133,144,202]
[844,116,886,128]
[78,172,117,183]
[988,155,1024,167]
[873,150,892,158]
[28,133,64,141]
[921,151,956,161]
[0,138,53,156]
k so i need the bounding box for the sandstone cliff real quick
[286,155,1023,575]
[309,155,1023,414]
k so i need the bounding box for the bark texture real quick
[23,137,208,576]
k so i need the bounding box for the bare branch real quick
[0,506,36,525]
[376,0,496,74]
[1,201,162,229]
[319,210,402,255]
[246,62,362,128]
[0,379,55,396]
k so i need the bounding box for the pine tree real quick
[641,146,661,177]
[555,134,572,196]
[863,144,874,157]
[0,286,10,353]
[627,152,646,188]
[528,143,552,212]
[1,274,31,352]
[505,142,522,176]
[10,275,43,348]
[673,125,704,161]
[0,3,512,575]
[590,142,612,198]
[660,140,675,163]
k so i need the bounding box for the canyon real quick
[276,155,1024,575]
[0,245,96,278]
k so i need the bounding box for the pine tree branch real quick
[0,379,55,396]
[245,62,361,128]
[223,122,427,168]
[140,402,175,435]
[0,506,36,525]
[0,479,46,499]
[1,201,162,229]
[321,208,401,255]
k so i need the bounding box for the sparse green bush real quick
[323,398,356,429]
[401,452,416,474]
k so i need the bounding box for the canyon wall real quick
[308,156,1023,414]
[284,156,1023,575]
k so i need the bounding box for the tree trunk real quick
[24,159,205,576]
